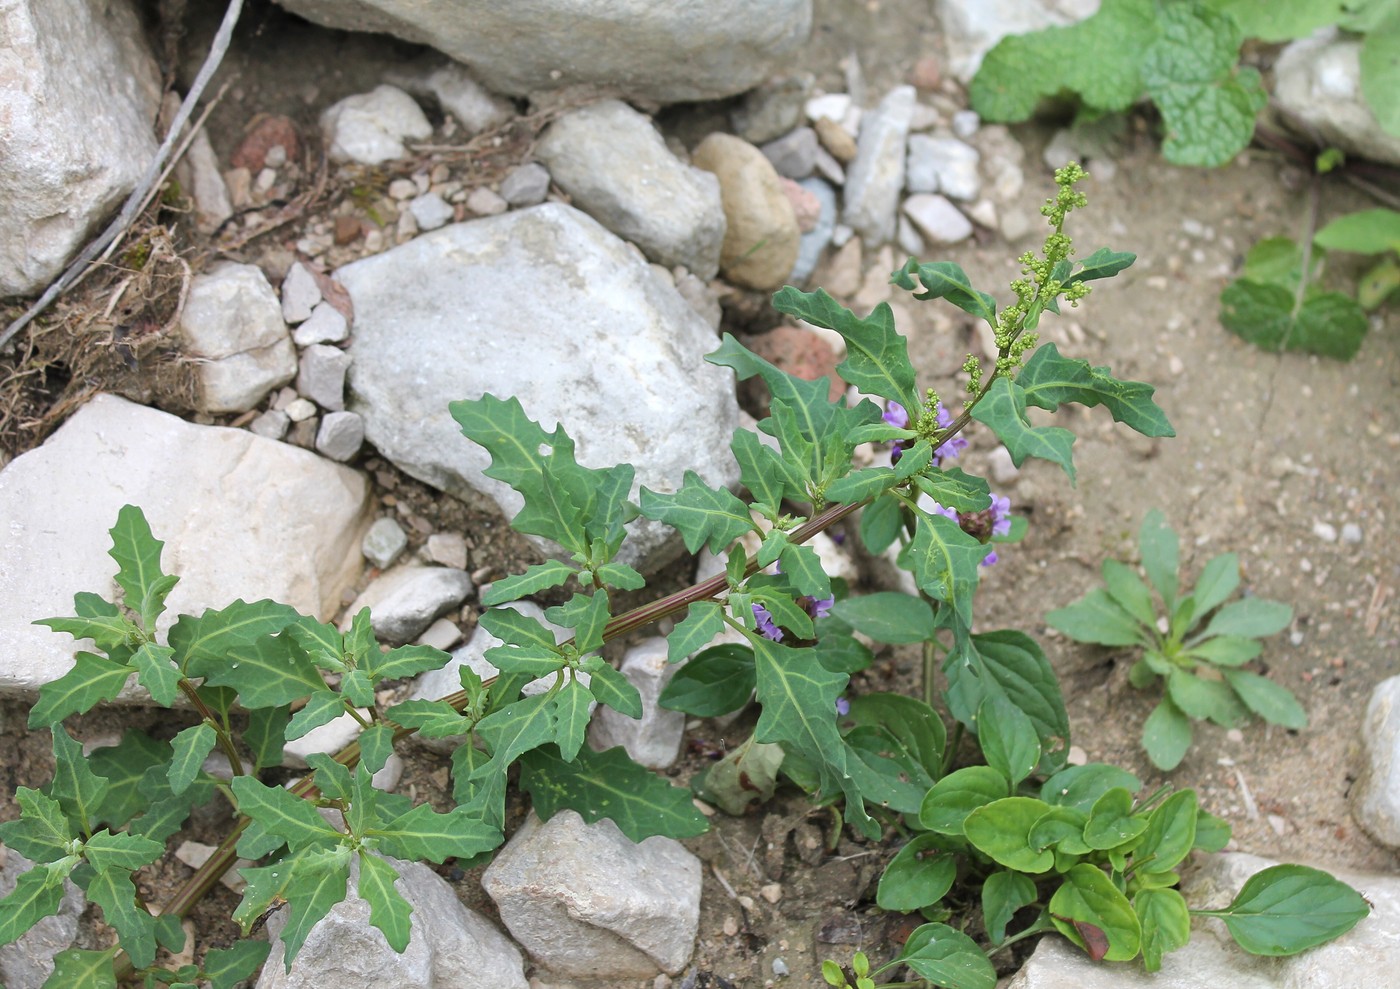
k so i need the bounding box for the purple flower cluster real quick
[753,603,783,641]
[928,493,1012,566]
[883,401,968,466]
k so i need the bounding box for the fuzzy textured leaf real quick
[1221,280,1369,359]
[107,505,172,628]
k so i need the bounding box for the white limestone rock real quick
[181,262,298,414]
[905,133,982,200]
[842,86,916,246]
[0,395,370,698]
[535,100,725,280]
[341,204,741,573]
[482,810,702,979]
[342,565,474,646]
[257,856,527,989]
[274,0,813,105]
[320,85,432,166]
[1352,675,1400,847]
[0,0,161,295]
[1274,29,1400,168]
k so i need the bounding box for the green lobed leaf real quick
[845,693,946,782]
[877,833,957,911]
[32,615,136,654]
[519,744,709,841]
[481,559,577,606]
[128,642,182,707]
[166,723,217,796]
[918,762,1008,829]
[772,287,918,408]
[831,591,935,644]
[245,705,291,772]
[658,643,756,717]
[914,467,992,514]
[1143,697,1193,770]
[0,860,72,946]
[977,696,1042,788]
[0,789,75,862]
[545,590,611,655]
[230,776,341,851]
[1222,669,1308,729]
[1050,863,1143,961]
[553,678,593,761]
[285,689,350,741]
[201,631,327,709]
[41,947,119,989]
[473,692,557,772]
[893,922,998,989]
[170,598,302,676]
[28,652,133,728]
[778,541,832,599]
[107,505,173,628]
[890,259,998,328]
[277,846,351,969]
[1041,763,1141,814]
[965,797,1057,873]
[386,699,472,739]
[1017,344,1175,438]
[129,766,216,843]
[1209,0,1345,40]
[307,753,352,802]
[638,471,756,555]
[983,870,1040,944]
[970,376,1077,481]
[731,426,808,512]
[580,657,643,720]
[899,511,988,630]
[1205,864,1369,956]
[1202,597,1292,638]
[203,941,273,989]
[1136,886,1191,972]
[86,865,157,967]
[667,602,725,664]
[369,802,501,862]
[859,493,904,554]
[944,631,1070,776]
[357,851,413,952]
[370,643,453,683]
[1069,247,1137,284]
[1221,279,1369,360]
[596,561,645,591]
[46,725,110,835]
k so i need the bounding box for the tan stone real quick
[691,133,800,291]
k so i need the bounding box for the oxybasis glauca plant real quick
[1,165,1366,989]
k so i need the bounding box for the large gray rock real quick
[586,636,686,768]
[482,810,702,979]
[274,0,812,105]
[842,86,916,247]
[1352,675,1400,847]
[935,0,1101,82]
[182,262,299,414]
[534,100,725,280]
[342,204,741,571]
[1004,852,1399,988]
[0,0,161,296]
[1274,29,1400,168]
[258,855,527,989]
[0,395,371,698]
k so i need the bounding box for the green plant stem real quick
[987,914,1057,955]
[941,722,965,778]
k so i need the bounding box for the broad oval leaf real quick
[1135,887,1191,972]
[964,797,1057,873]
[1222,670,1307,729]
[1041,764,1141,814]
[1084,787,1148,851]
[920,765,1008,836]
[831,591,935,644]
[658,643,755,717]
[977,695,1042,788]
[1203,598,1292,639]
[1142,698,1193,771]
[894,922,998,989]
[1046,588,1145,647]
[1207,864,1369,956]
[1049,863,1143,962]
[877,833,957,911]
[1134,789,1197,874]
[982,870,1040,944]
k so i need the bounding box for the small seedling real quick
[1047,509,1302,770]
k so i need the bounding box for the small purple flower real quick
[990,494,1012,537]
[933,402,968,464]
[928,501,959,522]
[835,696,851,716]
[883,401,909,429]
[753,603,783,641]
[805,594,835,620]
[927,493,1013,567]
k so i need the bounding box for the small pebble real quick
[388,178,418,200]
[1341,522,1362,544]
[951,110,980,139]
[1313,521,1338,543]
[760,883,783,904]
[284,398,317,422]
[363,517,408,569]
[723,916,740,937]
[466,186,508,216]
[772,957,790,977]
[1226,728,1244,743]
[409,192,454,231]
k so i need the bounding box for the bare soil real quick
[1,1,1397,987]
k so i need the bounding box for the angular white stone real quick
[482,810,702,979]
[316,410,365,462]
[258,856,527,989]
[902,193,973,244]
[842,86,916,246]
[181,262,298,414]
[0,0,161,295]
[423,63,514,135]
[298,344,352,411]
[1275,29,1400,168]
[409,192,454,232]
[344,565,474,646]
[362,517,409,569]
[275,0,813,105]
[587,637,686,769]
[293,302,350,347]
[341,204,740,572]
[281,263,323,324]
[320,85,432,166]
[906,134,981,200]
[0,395,370,698]
[535,100,725,280]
